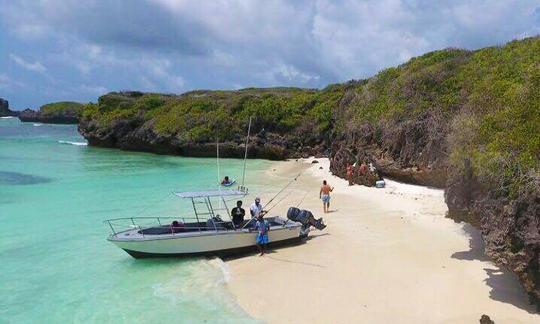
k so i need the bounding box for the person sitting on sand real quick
[319,180,334,213]
[221,176,231,185]
[346,164,353,186]
[358,163,368,176]
[255,214,270,256]
[231,200,245,228]
[250,197,264,218]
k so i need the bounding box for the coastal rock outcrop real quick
[78,89,334,160]
[447,169,540,306]
[79,116,290,160]
[0,98,18,117]
[329,109,448,188]
[18,101,83,124]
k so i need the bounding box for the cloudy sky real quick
[1,0,539,109]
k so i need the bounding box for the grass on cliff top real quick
[344,36,540,196]
[40,101,85,116]
[83,87,344,144]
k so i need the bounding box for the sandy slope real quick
[226,158,538,324]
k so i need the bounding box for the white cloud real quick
[9,54,47,73]
[1,0,540,107]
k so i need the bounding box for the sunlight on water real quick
[0,118,265,323]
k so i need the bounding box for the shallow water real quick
[0,118,267,323]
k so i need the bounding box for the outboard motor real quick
[287,207,326,237]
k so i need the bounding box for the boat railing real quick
[104,215,247,237]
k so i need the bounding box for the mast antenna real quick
[241,116,252,187]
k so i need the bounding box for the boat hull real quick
[121,236,303,258]
[109,226,303,258]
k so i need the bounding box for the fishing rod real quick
[262,168,308,213]
[216,133,221,190]
[241,117,252,187]
[265,176,310,213]
[295,190,310,208]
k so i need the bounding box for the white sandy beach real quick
[226,158,539,323]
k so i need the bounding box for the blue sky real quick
[1,0,539,109]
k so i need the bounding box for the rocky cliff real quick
[79,37,540,305]
[0,98,18,117]
[79,89,338,160]
[18,101,84,124]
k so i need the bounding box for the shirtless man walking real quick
[319,180,334,213]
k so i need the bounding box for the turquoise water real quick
[0,118,268,323]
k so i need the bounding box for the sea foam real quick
[58,140,88,146]
[208,257,232,283]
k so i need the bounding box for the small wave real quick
[58,140,88,146]
[207,257,231,283]
[0,116,15,119]
[33,123,42,127]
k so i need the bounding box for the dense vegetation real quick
[339,37,540,198]
[83,86,345,146]
[40,101,84,117]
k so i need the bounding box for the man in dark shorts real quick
[231,200,245,228]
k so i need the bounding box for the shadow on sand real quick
[223,232,330,262]
[451,223,538,314]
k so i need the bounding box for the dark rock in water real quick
[78,116,291,160]
[311,160,319,164]
[19,108,79,124]
[0,98,18,117]
[0,171,52,185]
[479,314,494,324]
[78,91,330,160]
[18,101,83,124]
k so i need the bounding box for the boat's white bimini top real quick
[173,189,247,198]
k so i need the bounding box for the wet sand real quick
[226,158,538,323]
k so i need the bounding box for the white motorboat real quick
[105,189,326,258]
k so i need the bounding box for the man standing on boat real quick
[250,197,264,218]
[231,200,245,228]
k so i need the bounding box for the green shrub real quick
[40,101,84,117]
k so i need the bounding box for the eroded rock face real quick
[78,117,309,160]
[446,164,540,307]
[18,108,79,124]
[478,183,540,306]
[329,109,448,188]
